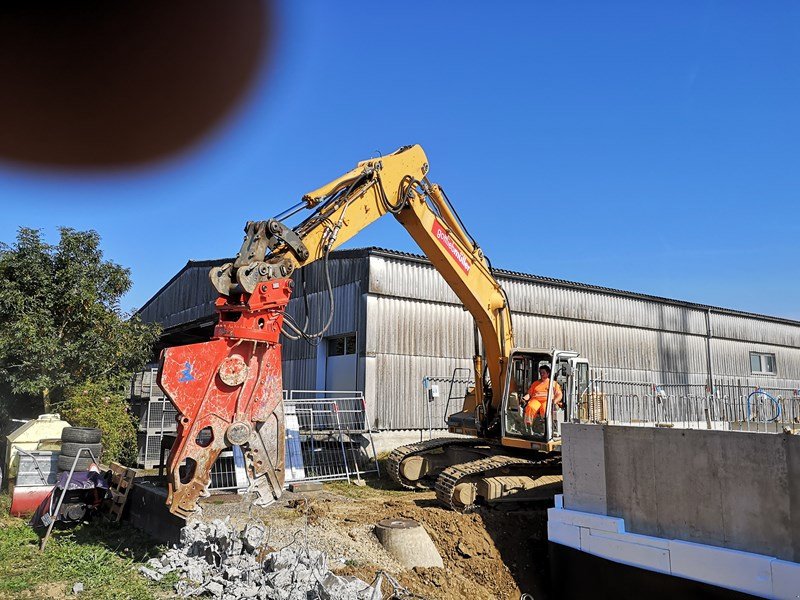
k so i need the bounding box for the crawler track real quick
[386,437,497,490]
[435,453,562,512]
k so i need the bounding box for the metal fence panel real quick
[421,371,473,438]
[139,389,380,491]
[583,375,800,434]
[284,391,379,484]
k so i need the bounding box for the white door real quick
[325,334,357,391]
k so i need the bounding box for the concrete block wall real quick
[562,423,800,562]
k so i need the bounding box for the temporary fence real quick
[132,398,178,433]
[284,390,380,485]
[130,364,379,488]
[413,366,800,435]
[131,366,176,469]
[421,369,473,439]
[208,447,249,492]
[586,377,800,433]
[142,392,378,490]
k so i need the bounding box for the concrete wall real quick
[562,423,800,562]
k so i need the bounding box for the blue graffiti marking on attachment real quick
[179,361,196,383]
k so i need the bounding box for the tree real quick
[59,380,138,465]
[0,227,161,422]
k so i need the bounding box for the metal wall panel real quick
[369,256,461,305]
[365,295,475,358]
[711,338,800,389]
[281,358,317,391]
[138,255,368,334]
[138,264,218,330]
[502,279,708,336]
[282,281,364,360]
[510,313,709,378]
[711,313,800,347]
[369,255,709,335]
[371,353,473,430]
[291,255,368,295]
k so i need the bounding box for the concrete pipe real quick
[374,518,443,569]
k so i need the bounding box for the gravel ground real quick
[194,481,552,600]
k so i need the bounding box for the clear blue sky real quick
[1,1,798,319]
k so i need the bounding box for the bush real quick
[59,380,137,466]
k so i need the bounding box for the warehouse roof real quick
[137,246,800,328]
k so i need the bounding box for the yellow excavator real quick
[158,144,590,518]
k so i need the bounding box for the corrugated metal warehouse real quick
[138,247,800,430]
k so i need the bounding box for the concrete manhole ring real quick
[376,518,419,530]
[374,516,443,568]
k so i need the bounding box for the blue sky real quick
[0,1,798,319]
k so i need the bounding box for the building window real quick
[750,352,776,375]
[328,334,357,356]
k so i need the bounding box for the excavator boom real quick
[158,145,513,517]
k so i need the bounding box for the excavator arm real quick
[158,144,513,517]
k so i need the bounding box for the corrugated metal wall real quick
[281,255,369,397]
[712,312,800,347]
[711,338,800,388]
[137,262,219,330]
[140,250,800,430]
[363,253,800,428]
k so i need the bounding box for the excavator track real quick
[435,453,562,513]
[387,437,499,490]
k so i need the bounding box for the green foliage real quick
[60,380,138,465]
[0,494,167,600]
[0,227,160,422]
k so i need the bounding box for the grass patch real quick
[319,452,423,499]
[0,494,170,599]
[323,475,413,499]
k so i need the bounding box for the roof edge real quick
[136,246,800,327]
[136,257,233,315]
[357,246,800,327]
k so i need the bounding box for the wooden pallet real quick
[102,463,136,522]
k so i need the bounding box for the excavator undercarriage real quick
[387,438,562,512]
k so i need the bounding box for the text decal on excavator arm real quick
[432,220,471,274]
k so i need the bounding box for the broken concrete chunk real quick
[139,566,164,582]
[242,523,267,552]
[205,580,224,597]
[185,562,206,584]
[146,520,377,600]
[72,582,84,595]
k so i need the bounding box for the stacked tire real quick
[58,427,103,472]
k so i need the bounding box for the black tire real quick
[60,442,102,458]
[57,454,96,472]
[61,427,102,444]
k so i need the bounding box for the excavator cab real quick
[501,349,588,450]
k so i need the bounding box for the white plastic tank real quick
[5,414,70,481]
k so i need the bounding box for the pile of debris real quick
[139,518,415,600]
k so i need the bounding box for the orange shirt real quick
[526,378,562,403]
[523,377,563,424]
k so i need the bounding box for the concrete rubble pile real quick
[139,518,384,599]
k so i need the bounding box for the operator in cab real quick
[522,364,563,426]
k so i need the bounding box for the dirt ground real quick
[198,480,553,600]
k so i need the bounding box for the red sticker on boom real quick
[431,220,471,274]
